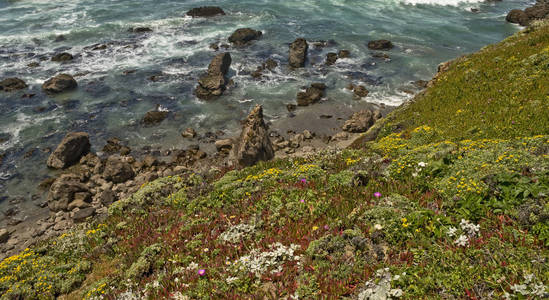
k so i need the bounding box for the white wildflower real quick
[454,234,469,247]
[447,226,457,237]
[418,162,427,167]
[186,262,198,270]
[233,243,300,278]
[460,219,480,236]
[226,277,239,285]
[374,224,383,230]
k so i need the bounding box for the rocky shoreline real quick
[0,1,542,260]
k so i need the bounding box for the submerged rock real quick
[186,6,225,17]
[0,77,27,92]
[195,52,232,100]
[47,132,91,169]
[143,111,168,125]
[338,49,351,58]
[297,83,326,106]
[353,85,369,99]
[228,28,262,46]
[367,40,393,50]
[342,110,382,133]
[230,105,274,167]
[181,128,197,138]
[289,38,308,68]
[51,52,73,62]
[130,27,153,33]
[42,74,77,94]
[326,52,338,65]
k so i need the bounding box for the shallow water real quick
[0,0,532,209]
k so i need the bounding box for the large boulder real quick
[48,174,90,212]
[506,9,530,26]
[342,110,382,133]
[42,74,77,94]
[186,6,225,17]
[0,78,27,92]
[228,28,262,46]
[195,53,232,100]
[524,3,549,19]
[289,38,308,68]
[367,40,393,50]
[103,155,135,184]
[297,83,326,106]
[230,105,274,167]
[47,132,91,169]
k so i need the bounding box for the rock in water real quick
[506,9,530,26]
[51,52,73,62]
[230,105,274,167]
[103,155,135,184]
[289,38,308,68]
[143,111,168,125]
[186,6,225,17]
[195,53,232,100]
[42,74,77,94]
[48,174,90,212]
[228,28,262,46]
[342,110,382,133]
[0,78,27,92]
[367,40,393,50]
[297,83,326,106]
[47,132,91,169]
[353,85,369,99]
[326,52,338,65]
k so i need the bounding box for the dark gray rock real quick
[47,132,90,169]
[42,74,77,94]
[228,28,262,46]
[186,6,225,17]
[0,78,27,92]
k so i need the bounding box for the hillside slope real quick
[1,22,549,300]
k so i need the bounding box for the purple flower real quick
[300,178,307,184]
[374,192,382,198]
[324,225,329,230]
[300,199,305,203]
[198,269,206,276]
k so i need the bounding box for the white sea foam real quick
[401,0,486,6]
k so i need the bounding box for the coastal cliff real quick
[1,16,549,300]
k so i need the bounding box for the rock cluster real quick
[230,105,274,167]
[195,52,232,100]
[506,2,549,26]
[289,38,309,68]
[297,83,326,106]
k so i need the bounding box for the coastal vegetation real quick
[1,13,549,300]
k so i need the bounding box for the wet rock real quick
[0,77,27,92]
[342,110,382,133]
[413,80,429,89]
[181,127,197,138]
[48,174,89,212]
[286,103,297,112]
[209,43,219,51]
[143,111,168,125]
[297,83,326,106]
[92,44,107,51]
[230,105,274,167]
[0,229,9,244]
[47,132,90,169]
[289,38,308,68]
[102,137,123,154]
[353,85,369,99]
[54,35,66,42]
[0,153,4,167]
[338,50,350,58]
[51,52,73,62]
[367,40,393,50]
[130,27,153,33]
[326,52,338,65]
[506,9,530,26]
[264,58,278,70]
[72,207,96,222]
[27,62,40,68]
[186,6,225,17]
[195,52,232,100]
[42,74,77,94]
[228,28,262,46]
[103,155,135,184]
